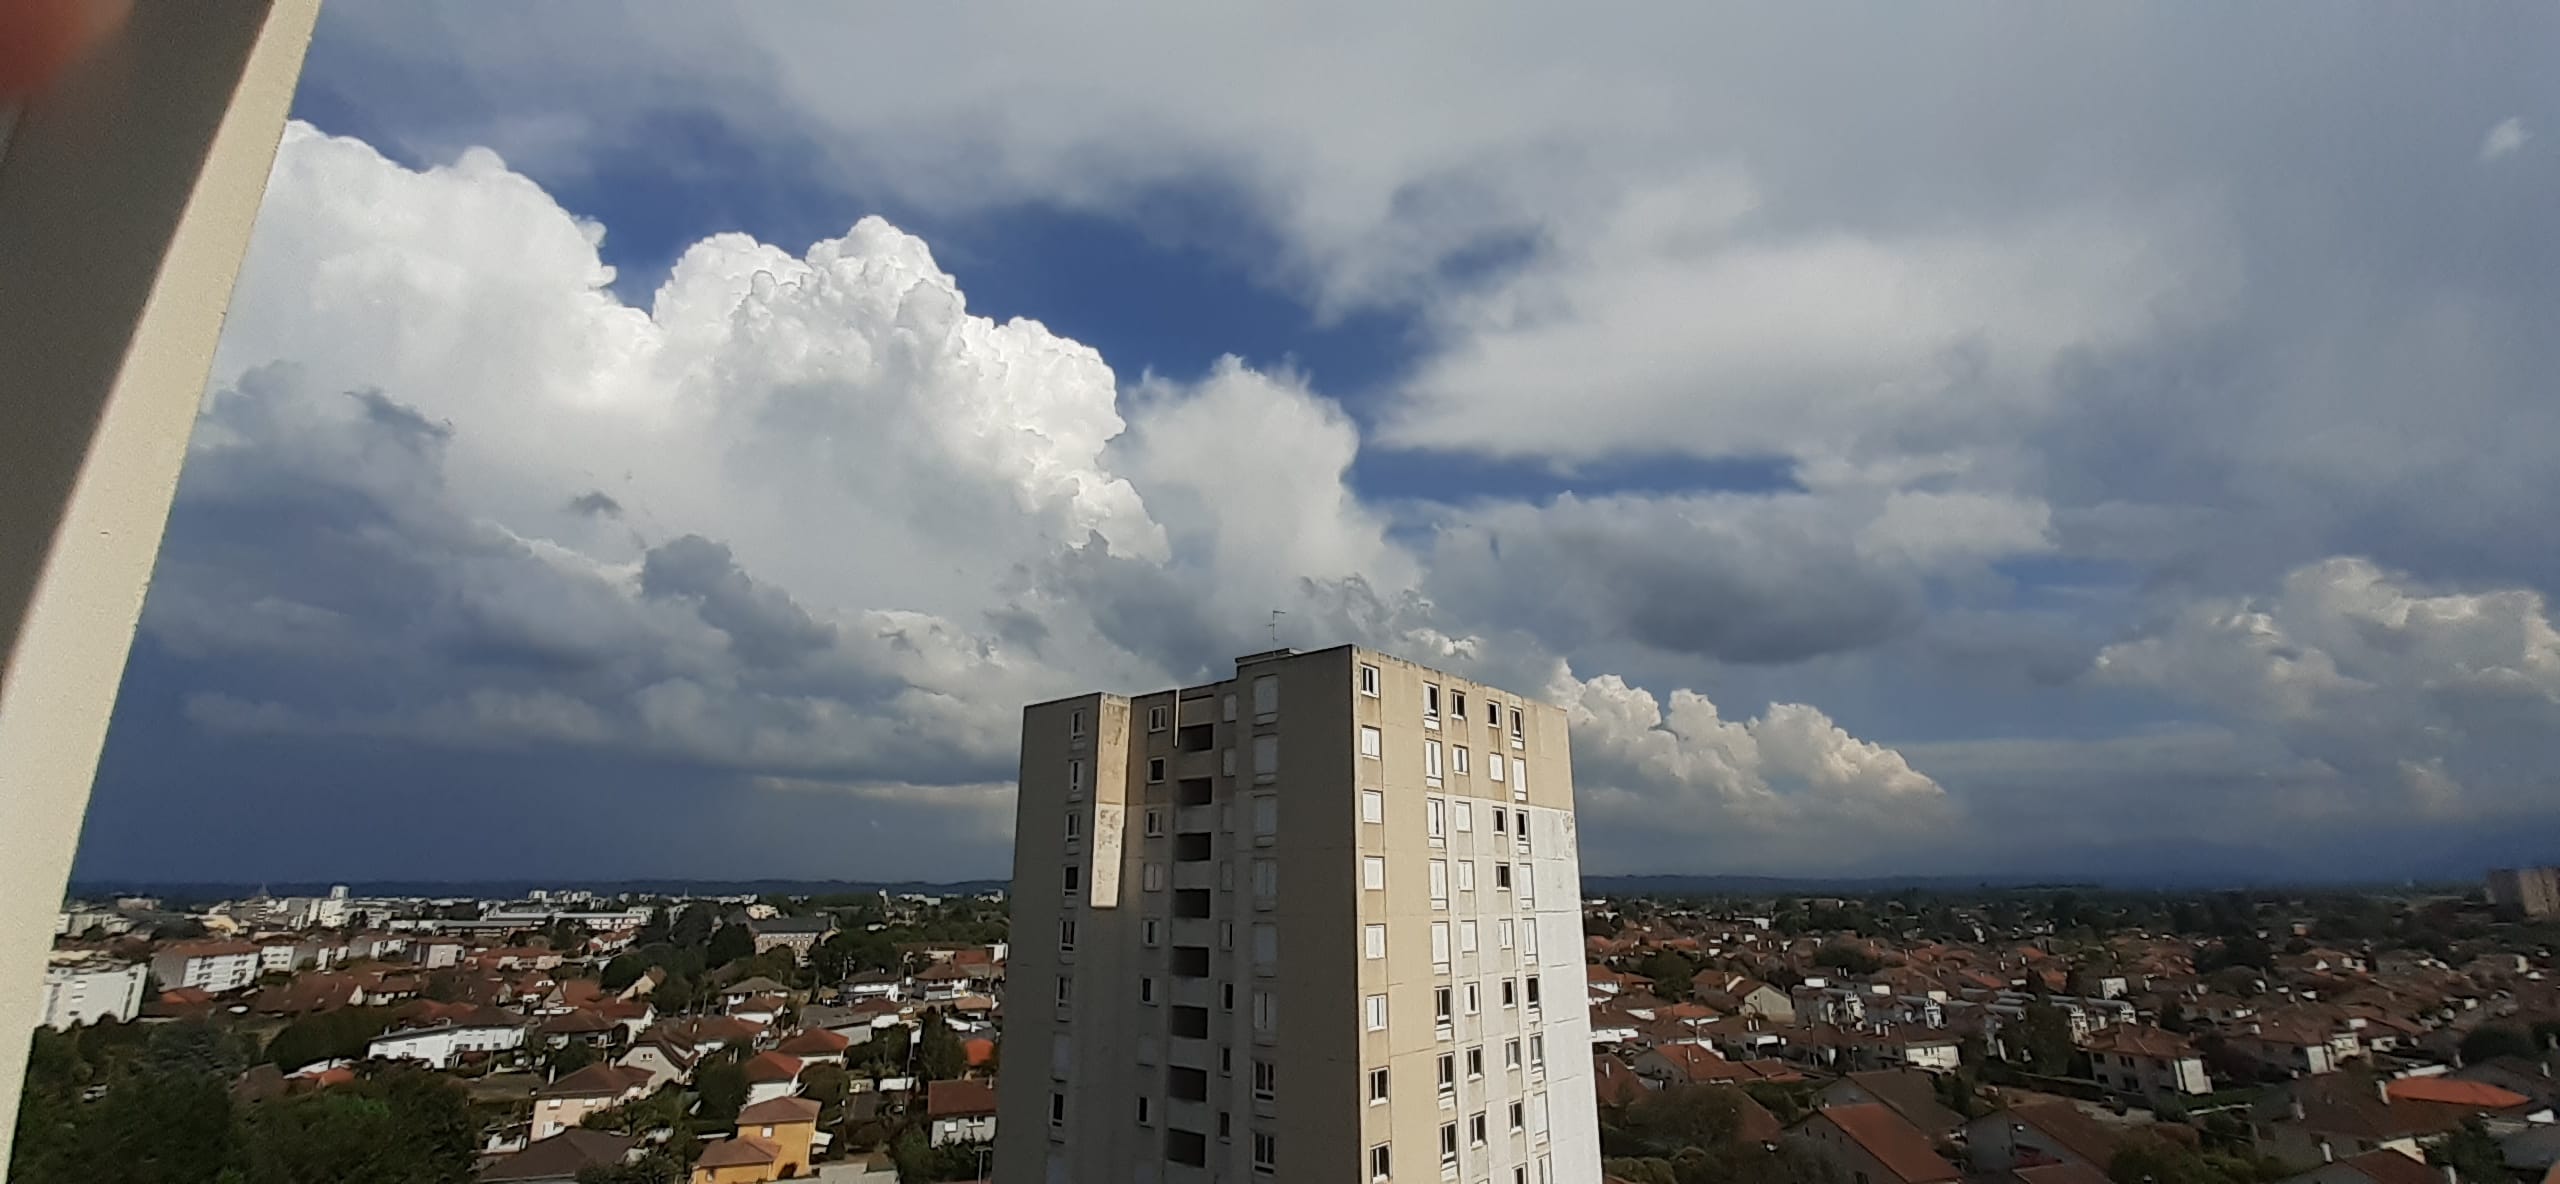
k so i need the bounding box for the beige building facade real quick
[994,645,1602,1183]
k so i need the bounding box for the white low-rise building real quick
[149,940,264,994]
[42,956,148,1028]
[367,1016,527,1069]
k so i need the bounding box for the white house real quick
[41,956,148,1028]
[924,1080,998,1147]
[2086,1026,2212,1096]
[149,941,263,994]
[367,1016,527,1069]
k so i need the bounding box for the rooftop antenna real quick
[1269,609,1286,645]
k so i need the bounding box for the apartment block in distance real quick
[2487,867,2560,919]
[994,645,1602,1184]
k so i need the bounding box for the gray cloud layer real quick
[77,4,2560,881]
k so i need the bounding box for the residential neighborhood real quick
[18,875,2560,1184]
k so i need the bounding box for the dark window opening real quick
[1177,723,1215,752]
[1171,1005,1210,1039]
[1169,1066,1209,1102]
[1172,945,1211,977]
[1174,832,1214,861]
[1174,888,1212,918]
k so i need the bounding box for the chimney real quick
[2319,1141,2333,1164]
[2290,1099,2307,1122]
[2443,1167,2458,1184]
[2375,1077,2392,1104]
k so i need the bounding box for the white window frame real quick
[1452,690,1467,722]
[1427,796,1446,843]
[1361,789,1385,824]
[1068,758,1087,800]
[1423,682,1441,720]
[1457,860,1476,893]
[1359,726,1382,759]
[1253,674,1280,719]
[1429,859,1449,908]
[1145,808,1165,836]
[1488,753,1505,784]
[1363,856,1387,891]
[1453,745,1469,775]
[1070,709,1088,738]
[1460,919,1478,954]
[1149,705,1170,732]
[1465,982,1481,1015]
[1370,1067,1391,1105]
[1425,738,1443,783]
[1432,921,1451,968]
[1365,994,1388,1032]
[1359,664,1381,697]
[1365,924,1388,960]
[1144,862,1165,892]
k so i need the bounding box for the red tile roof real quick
[741,1051,802,1083]
[2003,1102,2127,1169]
[2334,1149,2447,1184]
[736,1096,822,1126]
[1818,1103,1961,1184]
[694,1136,779,1168]
[926,1079,998,1119]
[776,1028,852,1057]
[2384,1077,2531,1109]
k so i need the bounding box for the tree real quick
[544,1039,600,1076]
[917,1013,968,1082]
[2014,1001,2078,1075]
[240,1068,478,1184]
[636,906,672,946]
[706,924,755,968]
[1637,951,1699,1001]
[801,1062,852,1127]
[264,1008,394,1071]
[1620,1085,1744,1150]
[693,1057,749,1129]
[861,1025,912,1077]
[2458,1024,2536,1065]
[2431,1119,2505,1184]
[2109,1139,2229,1184]
[600,953,653,991]
[1811,943,1884,976]
[670,905,715,950]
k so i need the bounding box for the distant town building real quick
[2486,867,2560,919]
[41,955,148,1029]
[148,940,263,994]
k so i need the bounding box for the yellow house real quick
[690,1096,820,1184]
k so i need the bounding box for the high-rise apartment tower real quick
[994,646,1602,1183]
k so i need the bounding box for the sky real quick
[68,2,2560,886]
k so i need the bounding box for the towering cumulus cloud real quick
[131,123,1946,876]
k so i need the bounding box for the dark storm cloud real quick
[639,534,835,668]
